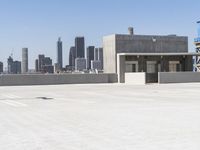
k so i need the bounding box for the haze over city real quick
[0,0,200,68]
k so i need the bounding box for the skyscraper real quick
[36,54,53,73]
[98,48,104,70]
[22,48,28,73]
[57,37,63,69]
[69,46,76,69]
[7,56,21,74]
[44,57,52,65]
[94,48,104,70]
[13,61,21,74]
[35,59,39,72]
[0,62,3,73]
[7,56,13,74]
[75,37,85,58]
[87,46,95,69]
[94,48,99,61]
[38,54,45,72]
[42,56,54,73]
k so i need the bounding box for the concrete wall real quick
[117,55,125,83]
[125,73,146,85]
[115,34,188,53]
[103,35,116,73]
[158,72,200,83]
[0,74,118,86]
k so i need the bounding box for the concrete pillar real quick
[181,56,186,71]
[161,56,169,72]
[138,56,146,72]
[185,56,193,71]
[117,55,125,83]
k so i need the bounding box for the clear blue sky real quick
[0,0,199,69]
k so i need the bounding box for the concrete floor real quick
[0,83,200,150]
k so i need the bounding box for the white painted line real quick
[1,94,22,99]
[0,101,20,107]
[7,100,28,107]
[0,100,27,107]
[7,94,21,98]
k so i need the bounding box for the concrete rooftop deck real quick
[0,83,200,150]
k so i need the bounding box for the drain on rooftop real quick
[36,97,54,100]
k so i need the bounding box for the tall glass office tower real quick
[57,37,63,69]
[75,37,85,58]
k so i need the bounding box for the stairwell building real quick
[103,27,199,83]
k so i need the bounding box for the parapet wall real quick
[0,74,118,86]
[158,72,200,83]
[125,73,146,85]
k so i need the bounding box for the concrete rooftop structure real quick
[103,33,188,73]
[103,28,199,84]
[0,84,200,150]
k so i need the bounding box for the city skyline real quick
[0,0,200,68]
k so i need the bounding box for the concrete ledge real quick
[158,72,200,83]
[125,73,146,85]
[0,74,118,86]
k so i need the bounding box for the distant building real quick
[57,37,63,70]
[42,65,54,74]
[38,54,45,72]
[75,37,85,58]
[94,48,98,61]
[13,61,21,74]
[43,57,52,66]
[35,55,53,73]
[65,65,71,71]
[91,60,102,70]
[69,46,76,69]
[87,46,95,69]
[0,62,3,73]
[75,58,86,71]
[35,59,39,72]
[98,48,103,70]
[7,56,21,74]
[54,63,60,73]
[21,48,28,74]
[94,48,103,70]
[7,56,13,74]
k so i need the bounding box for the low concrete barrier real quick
[0,74,118,86]
[158,72,200,83]
[125,73,146,85]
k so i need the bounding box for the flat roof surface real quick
[0,83,200,150]
[118,52,200,56]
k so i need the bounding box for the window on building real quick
[125,61,138,72]
[169,61,181,72]
[146,61,157,73]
